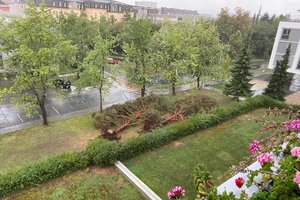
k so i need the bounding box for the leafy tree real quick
[264,45,291,101]
[123,19,156,97]
[215,7,252,44]
[251,13,290,59]
[224,38,253,100]
[76,36,113,112]
[190,19,228,88]
[152,21,193,95]
[0,2,75,125]
[57,12,98,69]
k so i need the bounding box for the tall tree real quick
[264,45,291,101]
[57,12,98,69]
[190,19,228,88]
[123,19,156,97]
[152,21,193,95]
[215,7,252,44]
[76,36,113,112]
[224,38,253,100]
[0,1,75,125]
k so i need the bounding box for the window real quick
[52,2,55,7]
[297,59,300,69]
[281,29,291,40]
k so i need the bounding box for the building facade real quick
[268,21,300,91]
[269,22,300,74]
[34,0,133,21]
[134,1,156,9]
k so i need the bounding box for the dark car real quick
[54,79,71,89]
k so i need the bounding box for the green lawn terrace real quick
[4,167,145,200]
[123,109,281,199]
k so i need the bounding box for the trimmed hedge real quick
[86,139,120,166]
[0,95,299,198]
[0,151,89,197]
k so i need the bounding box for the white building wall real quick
[268,21,300,75]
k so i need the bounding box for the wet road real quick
[0,81,140,134]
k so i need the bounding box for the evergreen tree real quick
[224,40,253,100]
[264,45,291,101]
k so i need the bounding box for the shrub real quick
[86,139,120,166]
[0,151,89,197]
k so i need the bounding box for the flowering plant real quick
[167,186,185,199]
[235,177,244,188]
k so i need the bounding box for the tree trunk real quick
[172,81,176,95]
[197,76,200,89]
[141,83,146,97]
[99,87,103,113]
[40,102,48,125]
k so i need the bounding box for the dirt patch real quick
[91,166,116,175]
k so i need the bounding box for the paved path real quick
[285,91,300,105]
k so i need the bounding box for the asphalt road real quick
[0,81,140,134]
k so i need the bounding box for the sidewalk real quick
[285,91,300,105]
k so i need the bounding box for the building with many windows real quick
[134,1,156,9]
[34,0,133,21]
[268,21,300,91]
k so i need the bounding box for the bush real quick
[86,139,120,166]
[0,151,89,197]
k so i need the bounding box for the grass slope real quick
[123,109,278,200]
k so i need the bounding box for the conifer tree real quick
[264,45,291,101]
[224,40,253,100]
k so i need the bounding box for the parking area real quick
[0,82,140,134]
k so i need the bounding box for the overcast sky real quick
[122,0,300,18]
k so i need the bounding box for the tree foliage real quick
[190,19,229,88]
[76,36,114,112]
[224,38,253,100]
[264,45,291,101]
[0,1,76,125]
[123,19,156,97]
[57,12,98,69]
[152,21,193,95]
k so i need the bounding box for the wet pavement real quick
[0,81,141,134]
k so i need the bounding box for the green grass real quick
[0,89,232,175]
[210,82,225,91]
[123,109,279,200]
[0,114,98,174]
[5,167,145,200]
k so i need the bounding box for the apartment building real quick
[268,21,300,91]
[34,0,133,21]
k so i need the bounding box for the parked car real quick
[54,79,71,89]
[108,58,119,65]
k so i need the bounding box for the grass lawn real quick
[123,109,281,200]
[0,89,232,175]
[0,114,98,174]
[4,167,145,200]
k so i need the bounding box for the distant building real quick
[268,21,300,91]
[134,1,156,9]
[34,0,134,22]
[133,6,201,24]
[0,0,10,12]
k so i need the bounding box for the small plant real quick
[167,186,185,199]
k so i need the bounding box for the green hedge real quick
[118,96,274,160]
[86,139,120,166]
[0,151,89,197]
[0,95,298,198]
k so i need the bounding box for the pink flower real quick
[291,147,300,157]
[293,171,300,189]
[284,119,300,131]
[249,140,261,154]
[167,186,185,199]
[235,177,244,188]
[257,153,273,166]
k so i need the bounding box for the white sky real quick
[122,0,300,18]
